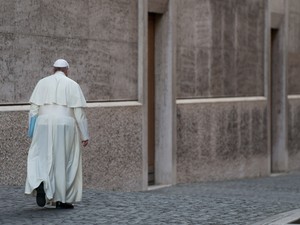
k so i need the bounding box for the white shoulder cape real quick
[29,72,87,108]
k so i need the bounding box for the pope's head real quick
[53,59,69,76]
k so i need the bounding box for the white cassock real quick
[25,71,89,204]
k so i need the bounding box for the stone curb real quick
[252,209,300,225]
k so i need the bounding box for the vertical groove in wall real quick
[138,0,149,190]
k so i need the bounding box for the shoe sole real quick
[56,201,74,209]
[36,183,46,207]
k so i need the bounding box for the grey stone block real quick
[176,46,196,97]
[84,106,143,191]
[0,0,139,103]
[177,0,212,48]
[289,0,300,13]
[0,105,143,191]
[0,111,29,185]
[210,48,224,96]
[288,53,300,95]
[176,0,265,99]
[0,0,15,33]
[288,99,300,170]
[86,40,137,101]
[177,100,268,183]
[88,0,138,43]
[15,0,41,35]
[195,48,210,96]
[0,33,15,102]
[39,0,89,38]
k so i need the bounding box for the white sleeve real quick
[28,104,39,123]
[74,107,89,141]
[29,103,39,116]
[28,104,40,138]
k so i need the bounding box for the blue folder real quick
[28,115,37,138]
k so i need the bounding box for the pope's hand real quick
[82,140,89,147]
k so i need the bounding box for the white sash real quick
[39,104,74,117]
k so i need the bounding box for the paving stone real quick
[1,172,300,224]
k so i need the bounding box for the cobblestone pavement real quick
[2,172,300,225]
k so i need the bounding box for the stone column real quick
[138,0,149,190]
[270,0,289,173]
[154,0,177,185]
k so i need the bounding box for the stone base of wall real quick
[83,105,143,191]
[177,98,269,183]
[0,103,143,191]
[0,110,29,186]
[288,97,300,171]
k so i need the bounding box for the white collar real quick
[54,71,66,76]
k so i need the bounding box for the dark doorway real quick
[148,13,156,185]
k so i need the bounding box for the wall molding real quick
[177,97,267,105]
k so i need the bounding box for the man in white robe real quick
[25,59,89,209]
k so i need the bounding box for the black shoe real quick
[35,182,46,207]
[56,201,74,209]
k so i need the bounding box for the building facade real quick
[0,0,299,191]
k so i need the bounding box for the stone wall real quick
[0,0,142,191]
[288,0,300,95]
[3,0,300,191]
[176,0,265,98]
[288,98,300,171]
[288,0,300,171]
[0,104,143,191]
[177,99,268,182]
[0,0,138,103]
[83,105,143,191]
[175,0,267,182]
[0,110,29,185]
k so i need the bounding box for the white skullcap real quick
[53,59,69,68]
